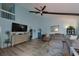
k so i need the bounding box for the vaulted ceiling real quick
[19,3,79,14]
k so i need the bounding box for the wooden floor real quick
[0,39,64,56]
[0,40,47,56]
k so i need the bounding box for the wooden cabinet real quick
[11,32,29,46]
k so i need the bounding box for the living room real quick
[0,3,79,56]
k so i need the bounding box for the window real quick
[0,3,15,20]
[0,4,1,9]
[1,11,15,20]
[1,3,15,13]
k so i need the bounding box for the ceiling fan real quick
[29,5,46,16]
[29,5,79,16]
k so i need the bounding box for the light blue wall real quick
[0,18,11,48]
[40,15,79,35]
[0,4,42,48]
[0,4,79,48]
[0,17,2,48]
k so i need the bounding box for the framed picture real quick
[50,25,59,32]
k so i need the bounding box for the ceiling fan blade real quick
[34,7,40,11]
[29,11,40,13]
[42,6,46,11]
[43,11,79,16]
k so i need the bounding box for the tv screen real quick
[12,23,27,32]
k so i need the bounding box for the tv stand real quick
[11,32,30,46]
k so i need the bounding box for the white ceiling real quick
[19,3,79,13]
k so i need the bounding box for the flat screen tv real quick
[12,23,27,32]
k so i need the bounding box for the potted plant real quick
[4,31,11,47]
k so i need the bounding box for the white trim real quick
[0,9,15,15]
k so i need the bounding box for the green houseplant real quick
[67,26,75,35]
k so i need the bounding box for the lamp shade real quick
[65,25,69,29]
[54,28,59,32]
